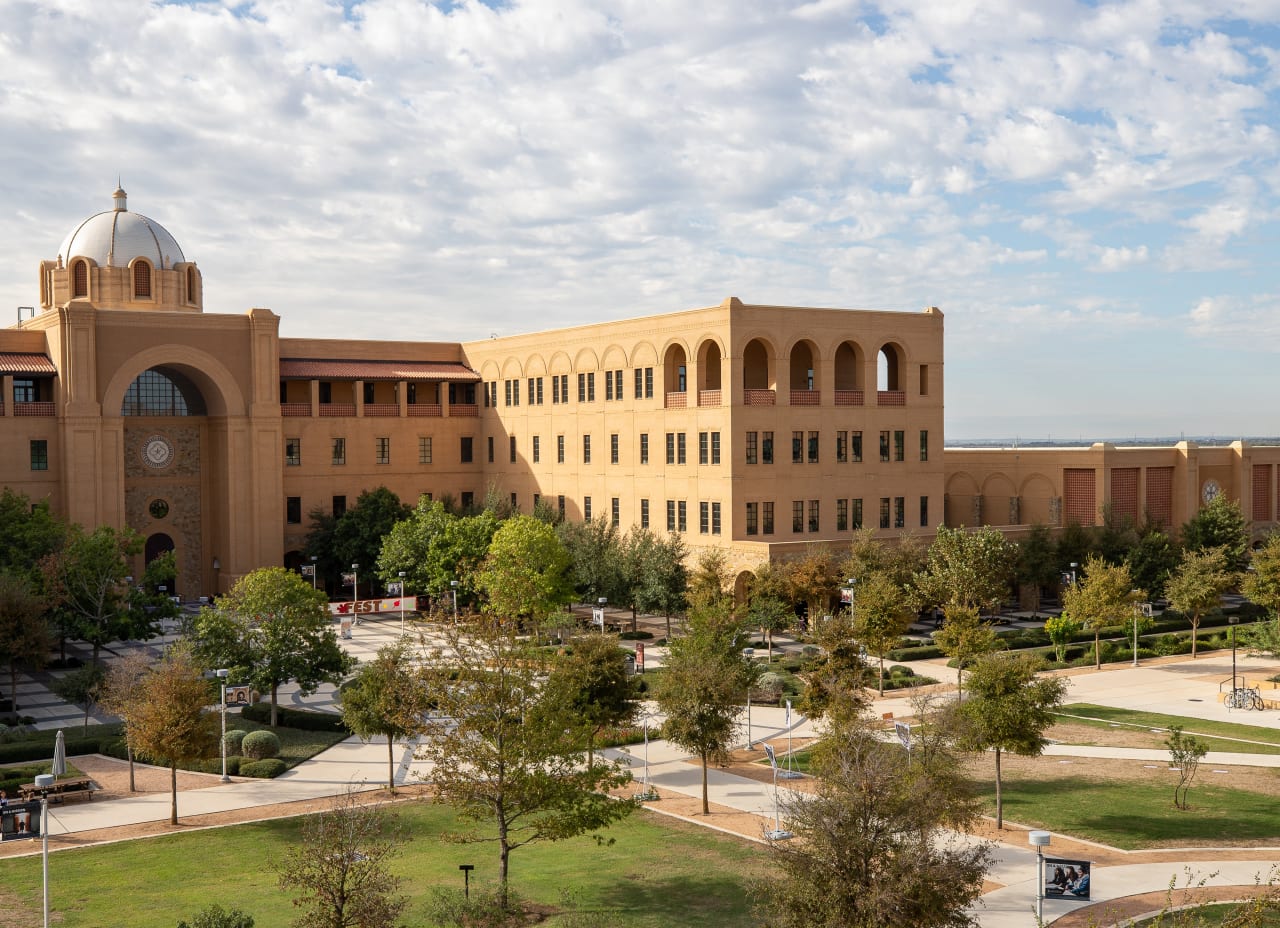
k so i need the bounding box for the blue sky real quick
[2,0,1279,440]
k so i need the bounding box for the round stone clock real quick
[1201,479,1221,505]
[141,435,174,470]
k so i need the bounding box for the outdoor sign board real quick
[329,597,418,616]
[1043,858,1091,901]
[635,642,645,673]
[300,565,315,577]
[224,686,253,707]
[0,801,43,840]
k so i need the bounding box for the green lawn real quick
[2,801,773,927]
[1133,902,1280,926]
[1056,704,1280,755]
[225,717,349,770]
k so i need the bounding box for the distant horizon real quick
[944,435,1280,449]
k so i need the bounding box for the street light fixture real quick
[215,669,230,782]
[1029,830,1051,923]
[1131,593,1152,668]
[35,772,54,927]
[1230,614,1241,695]
[398,571,407,635]
[351,564,359,625]
[309,555,318,590]
[450,580,459,622]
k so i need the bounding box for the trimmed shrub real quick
[239,703,349,733]
[619,630,654,641]
[223,729,247,754]
[885,644,944,662]
[888,665,914,678]
[240,730,281,760]
[238,758,286,779]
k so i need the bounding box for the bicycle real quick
[1226,687,1265,711]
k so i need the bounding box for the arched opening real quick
[834,341,865,404]
[742,339,771,389]
[122,367,209,416]
[133,260,152,299]
[145,532,175,567]
[877,343,903,391]
[663,344,688,405]
[789,340,818,404]
[696,340,722,405]
[72,260,88,298]
[734,570,755,607]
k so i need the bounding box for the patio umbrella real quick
[52,729,66,780]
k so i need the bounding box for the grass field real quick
[1,801,774,927]
[1056,704,1280,755]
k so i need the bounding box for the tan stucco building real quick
[2,190,1276,599]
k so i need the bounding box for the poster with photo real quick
[0,803,41,840]
[1043,857,1091,900]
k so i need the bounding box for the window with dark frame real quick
[641,498,650,529]
[894,430,905,462]
[532,436,540,463]
[640,432,649,464]
[763,501,774,535]
[711,502,721,535]
[895,496,905,528]
[746,431,758,464]
[837,498,848,531]
[30,439,47,472]
[610,433,619,464]
[334,437,347,465]
[583,434,591,464]
[557,435,565,463]
[880,430,890,462]
[808,431,819,464]
[460,436,473,463]
[920,430,929,462]
[286,496,301,524]
[677,500,687,532]
[792,500,804,533]
[762,431,774,464]
[611,497,620,527]
[852,431,863,463]
[711,432,720,465]
[677,432,687,465]
[920,495,929,527]
[375,437,390,465]
[792,431,803,464]
[853,497,863,529]
[699,501,709,534]
[880,497,890,529]
[285,438,301,466]
[746,501,758,535]
[808,499,819,533]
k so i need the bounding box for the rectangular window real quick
[611,497,620,527]
[532,435,540,463]
[853,498,863,530]
[558,495,566,518]
[510,435,517,463]
[286,496,301,524]
[505,380,512,406]
[634,368,643,399]
[560,374,568,403]
[332,437,346,465]
[511,492,518,509]
[487,436,495,464]
[482,382,490,407]
[920,430,929,462]
[792,431,803,464]
[14,379,35,403]
[587,372,595,402]
[584,496,592,521]
[552,377,561,404]
[808,499,820,533]
[578,373,586,402]
[641,498,650,529]
[919,363,930,396]
[763,501,775,535]
[880,497,890,529]
[699,432,709,465]
[920,495,929,527]
[460,437,473,463]
[319,382,332,404]
[640,433,649,464]
[667,499,676,532]
[808,431,819,464]
[837,498,848,531]
[879,430,890,462]
[285,438,301,466]
[762,431,774,464]
[711,432,721,465]
[894,430,905,462]
[746,501,759,536]
[699,501,710,534]
[332,495,346,519]
[614,370,623,400]
[605,373,614,401]
[29,439,47,472]
[666,432,675,465]
[582,434,591,463]
[677,433,687,465]
[557,435,565,464]
[792,501,804,533]
[363,382,375,404]
[536,377,544,404]
[610,433,619,464]
[528,378,536,404]
[461,491,475,510]
[712,501,721,535]
[851,431,863,463]
[644,367,653,398]
[895,496,905,528]
[375,437,390,465]
[746,431,758,465]
[837,430,847,463]
[677,500,687,532]
[417,437,431,465]
[513,380,520,406]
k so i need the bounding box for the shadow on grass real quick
[590,872,763,926]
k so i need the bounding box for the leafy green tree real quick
[376,499,498,607]
[1043,614,1082,664]
[475,514,573,625]
[932,605,998,699]
[340,641,431,793]
[332,488,411,597]
[0,488,65,581]
[176,904,255,928]
[189,567,355,725]
[799,614,870,726]
[622,529,687,639]
[542,634,636,768]
[1054,521,1098,579]
[687,548,732,614]
[0,571,50,704]
[746,562,792,660]
[557,518,626,605]
[1166,725,1208,811]
[913,525,1016,615]
[276,788,408,928]
[122,643,220,824]
[1096,502,1141,566]
[960,651,1068,829]
[842,529,925,591]
[99,650,153,792]
[655,606,756,814]
[1127,530,1181,601]
[763,719,992,928]
[851,572,915,695]
[1244,531,1280,617]
[1181,495,1249,573]
[1015,523,1060,614]
[418,618,634,909]
[1166,546,1237,659]
[1061,554,1141,668]
[785,546,841,623]
[52,662,105,735]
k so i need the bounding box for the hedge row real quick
[239,703,349,733]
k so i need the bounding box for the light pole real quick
[1029,830,1051,923]
[398,571,407,635]
[216,669,230,782]
[309,555,318,590]
[35,772,53,928]
[597,596,608,634]
[743,647,755,748]
[351,563,359,625]
[1230,614,1240,694]
[450,580,459,622]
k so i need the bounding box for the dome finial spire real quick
[112,181,127,212]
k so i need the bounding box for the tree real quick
[0,571,50,704]
[1244,531,1280,617]
[122,643,220,825]
[843,529,925,592]
[798,614,870,726]
[189,567,355,725]
[1043,614,1081,664]
[913,525,1016,615]
[745,562,792,660]
[656,606,756,814]
[475,514,573,625]
[687,548,732,613]
[932,605,998,699]
[51,662,104,735]
[1015,523,1060,614]
[177,905,255,928]
[332,488,412,597]
[762,718,992,928]
[850,572,915,695]
[1165,547,1236,659]
[276,788,408,928]
[622,529,687,639]
[1054,521,1098,577]
[959,651,1068,829]
[541,634,636,768]
[1182,495,1249,573]
[417,618,634,909]
[99,650,154,792]
[785,546,841,622]
[376,499,498,608]
[0,488,65,582]
[1166,725,1208,811]
[1061,554,1141,668]
[557,517,626,605]
[1128,530,1181,601]
[340,641,431,794]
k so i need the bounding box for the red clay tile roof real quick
[279,359,480,382]
[0,353,56,375]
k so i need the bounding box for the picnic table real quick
[19,776,94,802]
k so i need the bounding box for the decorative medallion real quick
[1201,479,1222,505]
[141,434,174,470]
[148,498,170,520]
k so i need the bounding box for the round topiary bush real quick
[241,730,281,760]
[223,729,247,754]
[239,758,286,778]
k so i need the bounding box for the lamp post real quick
[597,596,608,634]
[1132,598,1152,667]
[743,647,755,748]
[216,669,230,782]
[1029,830,1051,923]
[1068,562,1078,586]
[450,580,459,622]
[35,772,53,928]
[351,564,359,625]
[1230,614,1240,694]
[309,555,318,590]
[398,571,407,635]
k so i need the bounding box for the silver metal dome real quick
[57,188,185,269]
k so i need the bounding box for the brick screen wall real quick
[1064,468,1097,525]
[1110,467,1139,525]
[1145,466,1173,528]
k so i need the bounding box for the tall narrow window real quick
[837,431,848,463]
[711,502,721,535]
[510,435,517,463]
[584,497,592,520]
[763,501,775,535]
[644,367,654,398]
[532,435,540,463]
[557,435,565,463]
[677,500,687,532]
[376,437,390,465]
[808,500,820,533]
[894,430,905,462]
[677,433,687,465]
[920,495,929,527]
[133,260,152,298]
[879,431,890,462]
[640,433,649,464]
[30,440,48,471]
[578,373,586,402]
[666,433,675,465]
[879,497,890,529]
[610,433,619,464]
[641,498,650,529]
[286,496,301,524]
[746,502,759,536]
[762,431,774,464]
[512,380,520,406]
[920,430,929,462]
[418,437,431,464]
[895,496,905,528]
[837,498,848,531]
[667,500,676,532]
[333,496,346,518]
[699,432,709,465]
[611,497,620,527]
[853,498,863,530]
[72,260,88,297]
[606,374,614,401]
[334,437,347,465]
[711,432,721,465]
[587,373,596,401]
[792,431,803,464]
[699,501,710,534]
[852,431,863,463]
[614,370,623,400]
[634,368,643,399]
[487,436,494,463]
[460,437,473,463]
[558,495,566,518]
[583,434,591,463]
[792,501,804,533]
[746,431,758,465]
[285,438,301,466]
[807,431,819,463]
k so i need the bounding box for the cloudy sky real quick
[2,0,1278,440]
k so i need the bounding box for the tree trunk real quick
[1191,615,1200,658]
[169,762,178,825]
[128,743,136,792]
[994,748,1003,829]
[631,605,638,633]
[956,665,963,702]
[270,683,279,726]
[700,750,710,815]
[665,613,672,642]
[387,735,396,793]
[1094,631,1101,669]
[498,822,511,911]
[82,703,90,735]
[878,656,885,696]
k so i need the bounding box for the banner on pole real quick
[330,596,418,616]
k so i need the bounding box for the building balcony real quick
[407,404,442,417]
[363,403,400,417]
[281,403,312,417]
[14,402,54,417]
[789,390,820,406]
[697,389,721,407]
[319,403,356,417]
[743,389,775,406]
[877,390,906,406]
[834,390,864,406]
[665,391,687,409]
[451,404,479,417]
